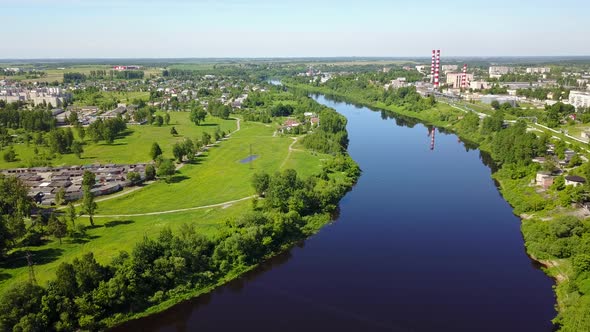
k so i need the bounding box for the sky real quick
[1,0,588,58]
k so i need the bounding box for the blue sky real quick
[1,0,588,58]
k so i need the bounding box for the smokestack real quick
[461,64,468,89]
[430,50,435,84]
[434,50,441,88]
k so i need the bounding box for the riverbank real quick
[286,83,586,330]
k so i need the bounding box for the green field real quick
[1,65,162,83]
[96,121,327,214]
[0,116,327,293]
[0,112,236,168]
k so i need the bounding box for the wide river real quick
[114,94,556,332]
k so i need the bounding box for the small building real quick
[565,175,586,187]
[536,171,554,190]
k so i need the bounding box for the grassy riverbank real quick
[0,94,361,331]
[286,82,590,331]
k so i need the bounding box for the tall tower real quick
[430,50,436,84]
[434,50,441,89]
[461,64,468,89]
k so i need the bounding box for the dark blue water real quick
[114,95,555,332]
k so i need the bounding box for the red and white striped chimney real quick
[430,50,435,84]
[434,50,441,88]
[461,64,467,89]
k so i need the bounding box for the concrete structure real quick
[569,91,590,109]
[489,66,513,78]
[526,67,551,74]
[446,72,474,89]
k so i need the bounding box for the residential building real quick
[526,67,551,74]
[489,66,513,78]
[569,91,590,109]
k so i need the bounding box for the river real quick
[113,94,556,332]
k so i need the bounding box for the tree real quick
[81,188,97,227]
[164,113,171,125]
[3,147,16,162]
[552,175,566,191]
[48,214,67,244]
[71,141,84,158]
[154,115,164,126]
[0,175,32,253]
[66,202,77,229]
[252,172,270,196]
[150,142,162,161]
[170,126,178,136]
[491,100,500,110]
[190,107,207,125]
[55,187,66,205]
[0,282,46,331]
[78,126,86,141]
[82,170,96,190]
[201,132,211,146]
[145,164,156,181]
[157,159,176,182]
[172,142,185,163]
[127,171,141,184]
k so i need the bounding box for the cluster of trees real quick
[86,117,127,144]
[491,121,543,166]
[382,86,436,112]
[516,87,570,101]
[544,102,576,128]
[0,174,33,254]
[482,84,508,95]
[0,106,56,131]
[63,73,87,84]
[302,108,349,154]
[207,101,231,119]
[523,216,590,330]
[113,71,144,80]
[46,128,82,156]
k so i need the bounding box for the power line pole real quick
[25,251,37,285]
[249,144,253,170]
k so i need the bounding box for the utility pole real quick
[25,251,37,285]
[249,144,253,170]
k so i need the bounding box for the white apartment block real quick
[489,66,513,78]
[569,91,590,109]
[526,67,551,74]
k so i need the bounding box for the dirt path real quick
[86,195,256,218]
[280,137,300,169]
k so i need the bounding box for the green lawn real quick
[0,201,248,292]
[96,120,294,214]
[0,113,236,168]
